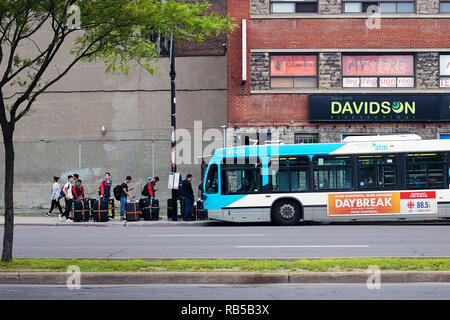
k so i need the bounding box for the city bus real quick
[201,134,450,225]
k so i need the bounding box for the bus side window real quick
[205,164,219,194]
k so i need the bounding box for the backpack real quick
[141,182,150,197]
[113,185,122,201]
[59,183,68,198]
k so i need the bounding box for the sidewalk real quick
[0,215,211,226]
[1,271,450,285]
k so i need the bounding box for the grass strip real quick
[0,258,450,273]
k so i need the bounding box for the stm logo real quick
[407,201,415,209]
[372,143,394,151]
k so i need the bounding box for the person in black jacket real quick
[179,174,194,221]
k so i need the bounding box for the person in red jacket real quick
[145,176,159,199]
[72,179,85,200]
[99,172,112,199]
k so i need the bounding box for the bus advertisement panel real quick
[328,191,436,216]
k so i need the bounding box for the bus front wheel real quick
[272,200,302,226]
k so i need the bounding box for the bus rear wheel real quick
[272,200,301,226]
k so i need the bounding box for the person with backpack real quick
[61,175,74,222]
[119,176,134,220]
[72,179,85,200]
[99,172,112,199]
[178,174,194,221]
[142,176,159,199]
[46,176,62,217]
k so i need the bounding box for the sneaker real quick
[58,214,63,222]
[66,219,72,223]
[45,212,51,217]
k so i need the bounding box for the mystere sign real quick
[309,95,450,122]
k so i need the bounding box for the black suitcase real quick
[92,199,109,222]
[108,198,115,219]
[197,209,208,220]
[139,198,151,221]
[189,204,197,221]
[71,200,84,222]
[83,199,91,221]
[126,201,140,221]
[151,198,160,220]
[196,200,204,210]
[167,199,176,221]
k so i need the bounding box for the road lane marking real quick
[148,234,266,237]
[235,245,370,248]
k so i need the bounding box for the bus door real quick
[203,163,221,219]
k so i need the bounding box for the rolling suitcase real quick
[83,199,91,221]
[92,199,109,222]
[176,199,182,220]
[126,200,140,221]
[139,198,151,221]
[167,199,176,221]
[151,198,160,220]
[108,198,115,219]
[196,200,204,210]
[189,204,197,221]
[71,200,84,222]
[197,208,208,220]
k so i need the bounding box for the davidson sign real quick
[309,95,450,122]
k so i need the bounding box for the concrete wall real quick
[1,56,227,209]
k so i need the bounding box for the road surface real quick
[3,222,450,258]
[0,283,449,300]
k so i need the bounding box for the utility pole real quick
[169,32,177,221]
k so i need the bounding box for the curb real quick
[0,271,449,285]
[0,221,212,227]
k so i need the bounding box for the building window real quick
[271,1,318,13]
[441,1,450,12]
[440,54,450,88]
[142,32,170,56]
[342,54,415,88]
[294,133,319,144]
[270,55,318,88]
[342,1,415,13]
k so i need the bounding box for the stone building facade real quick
[228,0,450,145]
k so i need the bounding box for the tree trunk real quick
[1,126,14,262]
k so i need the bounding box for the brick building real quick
[227,0,450,145]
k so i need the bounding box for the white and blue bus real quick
[201,135,450,225]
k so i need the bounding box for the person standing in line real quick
[72,179,85,200]
[145,176,159,199]
[61,175,74,222]
[100,172,114,219]
[99,172,112,199]
[120,176,134,220]
[179,174,194,221]
[73,174,79,183]
[46,176,62,217]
